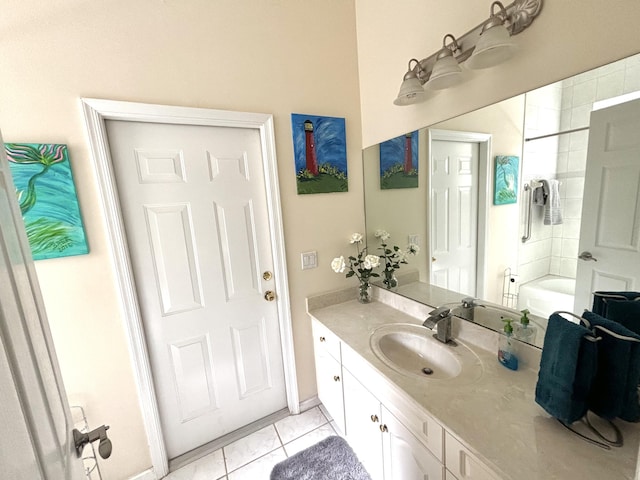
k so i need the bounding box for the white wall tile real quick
[561,238,579,258]
[596,70,625,101]
[571,79,597,106]
[564,198,583,219]
[565,177,585,198]
[568,149,587,172]
[570,105,592,128]
[623,64,640,94]
[559,258,578,278]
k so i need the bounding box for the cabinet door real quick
[314,345,345,433]
[445,432,498,480]
[382,405,444,480]
[343,368,384,480]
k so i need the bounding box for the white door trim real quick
[427,129,492,299]
[80,98,298,478]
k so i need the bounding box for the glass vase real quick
[383,271,398,290]
[358,281,372,304]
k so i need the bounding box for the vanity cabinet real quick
[311,317,500,480]
[342,368,443,480]
[311,320,345,433]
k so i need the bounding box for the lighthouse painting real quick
[291,113,348,194]
[379,131,418,189]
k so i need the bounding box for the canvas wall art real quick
[291,113,348,194]
[5,143,89,260]
[493,155,519,205]
[379,131,418,189]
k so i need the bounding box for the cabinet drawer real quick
[312,318,341,362]
[445,432,499,480]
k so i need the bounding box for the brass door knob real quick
[264,290,276,301]
[333,375,340,382]
[370,414,379,423]
[263,271,273,281]
[379,424,388,433]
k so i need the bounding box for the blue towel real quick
[592,291,640,317]
[606,299,640,336]
[535,313,598,424]
[583,311,640,422]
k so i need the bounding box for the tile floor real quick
[165,405,339,480]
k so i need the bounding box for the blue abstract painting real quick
[6,143,89,260]
[291,113,348,194]
[379,131,418,189]
[494,155,519,205]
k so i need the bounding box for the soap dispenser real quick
[515,309,536,343]
[498,317,519,371]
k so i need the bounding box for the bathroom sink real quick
[369,323,483,381]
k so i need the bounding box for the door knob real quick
[370,414,379,423]
[380,424,388,433]
[263,271,273,281]
[578,251,598,262]
[264,290,276,301]
[432,257,436,262]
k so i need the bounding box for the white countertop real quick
[307,289,640,480]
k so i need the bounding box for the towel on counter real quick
[543,179,563,225]
[608,299,640,336]
[592,291,640,317]
[535,313,598,424]
[583,311,640,422]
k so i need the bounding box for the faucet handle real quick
[461,297,477,308]
[429,306,451,318]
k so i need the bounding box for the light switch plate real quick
[301,251,318,270]
[408,234,419,246]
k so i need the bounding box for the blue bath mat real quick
[270,435,372,480]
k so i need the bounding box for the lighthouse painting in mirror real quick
[379,131,418,189]
[291,113,348,194]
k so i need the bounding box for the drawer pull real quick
[333,375,341,382]
[319,336,326,342]
[380,424,388,433]
[370,414,379,423]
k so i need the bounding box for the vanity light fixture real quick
[393,0,542,106]
[394,58,428,106]
[466,1,518,70]
[425,34,463,91]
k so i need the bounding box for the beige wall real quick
[1,1,362,478]
[356,0,640,147]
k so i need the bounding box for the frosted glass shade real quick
[394,76,427,106]
[466,23,517,70]
[426,55,463,90]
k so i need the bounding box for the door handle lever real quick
[578,251,598,262]
[73,425,112,459]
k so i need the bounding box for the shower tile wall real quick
[518,83,561,285]
[518,53,640,285]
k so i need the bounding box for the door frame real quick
[427,129,491,299]
[81,98,298,477]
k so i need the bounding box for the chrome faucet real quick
[456,297,486,321]
[423,306,453,344]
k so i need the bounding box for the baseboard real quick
[299,395,320,412]
[128,468,156,480]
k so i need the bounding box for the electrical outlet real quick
[301,251,318,270]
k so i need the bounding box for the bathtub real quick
[517,275,576,320]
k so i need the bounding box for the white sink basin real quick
[369,323,483,381]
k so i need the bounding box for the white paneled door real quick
[574,98,640,311]
[430,139,479,297]
[105,120,287,458]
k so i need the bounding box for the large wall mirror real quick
[364,52,640,349]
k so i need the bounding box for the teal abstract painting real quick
[5,143,89,260]
[493,155,519,205]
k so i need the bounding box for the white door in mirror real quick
[430,140,479,297]
[574,97,640,310]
